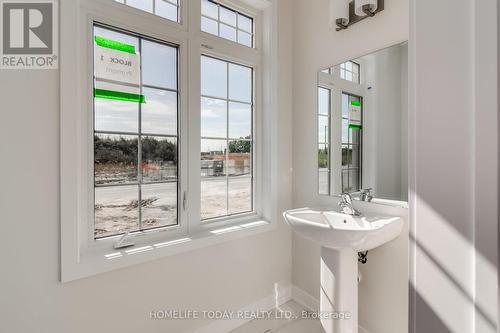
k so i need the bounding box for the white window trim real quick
[60,0,278,283]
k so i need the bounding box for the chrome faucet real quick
[338,193,362,216]
[359,188,373,202]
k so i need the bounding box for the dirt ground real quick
[95,176,252,238]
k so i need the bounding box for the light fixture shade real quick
[354,0,378,16]
[330,0,350,26]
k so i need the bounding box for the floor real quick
[229,301,322,333]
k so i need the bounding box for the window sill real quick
[61,217,275,283]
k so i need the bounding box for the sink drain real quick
[358,251,368,264]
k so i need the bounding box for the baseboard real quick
[193,285,374,333]
[291,285,320,312]
[193,284,292,333]
[359,325,371,333]
[291,286,371,333]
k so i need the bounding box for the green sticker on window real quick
[94,89,145,103]
[349,124,362,130]
[95,36,136,54]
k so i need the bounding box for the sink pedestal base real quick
[320,247,358,333]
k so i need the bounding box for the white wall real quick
[291,0,409,332]
[0,1,294,332]
[409,0,498,332]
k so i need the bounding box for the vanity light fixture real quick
[332,0,385,31]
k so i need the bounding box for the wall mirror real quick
[317,42,408,203]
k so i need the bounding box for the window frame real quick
[340,92,363,193]
[188,43,262,235]
[339,61,360,84]
[61,0,274,282]
[199,54,255,222]
[115,0,182,24]
[317,86,331,196]
[82,14,190,254]
[91,22,183,241]
[318,63,365,196]
[200,0,255,48]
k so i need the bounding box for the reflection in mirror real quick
[317,42,408,202]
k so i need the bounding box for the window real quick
[339,61,360,84]
[341,93,362,193]
[93,25,179,239]
[201,0,254,48]
[61,0,268,282]
[200,55,253,220]
[114,0,180,23]
[318,61,363,196]
[318,87,330,195]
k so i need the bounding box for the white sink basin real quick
[283,207,403,251]
[283,207,405,333]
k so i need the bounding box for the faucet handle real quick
[341,193,353,204]
[360,188,373,202]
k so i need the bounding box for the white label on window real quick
[349,101,362,128]
[94,45,140,86]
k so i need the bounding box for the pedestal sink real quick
[283,207,403,333]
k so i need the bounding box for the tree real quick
[228,136,251,153]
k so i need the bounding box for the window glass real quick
[201,97,227,138]
[201,0,218,19]
[317,87,331,195]
[237,31,252,47]
[200,55,253,220]
[229,102,252,139]
[94,134,138,185]
[95,185,140,238]
[141,183,177,230]
[201,0,254,48]
[318,116,329,143]
[114,0,179,23]
[318,171,329,196]
[228,177,252,214]
[228,139,251,176]
[201,16,218,35]
[220,23,237,42]
[141,136,178,182]
[127,0,153,12]
[220,6,236,26]
[318,87,330,115]
[201,56,227,99]
[93,25,179,239]
[229,63,252,103]
[318,144,329,169]
[155,0,178,21]
[238,14,252,32]
[94,99,139,133]
[339,61,360,84]
[201,139,227,177]
[340,93,362,193]
[142,39,177,90]
[201,179,227,219]
[142,87,177,136]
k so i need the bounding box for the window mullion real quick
[217,4,221,37]
[138,39,144,231]
[235,12,239,43]
[226,61,230,216]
